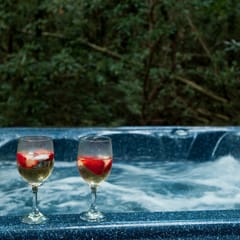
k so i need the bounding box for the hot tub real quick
[1,127,240,239]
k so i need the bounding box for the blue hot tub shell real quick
[1,127,240,239]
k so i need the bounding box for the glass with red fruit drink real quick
[77,136,112,222]
[16,136,54,224]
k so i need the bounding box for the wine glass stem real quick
[32,186,39,215]
[90,185,97,212]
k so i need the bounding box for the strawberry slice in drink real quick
[103,159,112,174]
[78,155,112,175]
[17,149,54,168]
[17,152,39,168]
[78,156,105,175]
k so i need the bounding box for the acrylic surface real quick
[1,127,240,239]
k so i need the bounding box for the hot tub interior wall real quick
[1,128,239,162]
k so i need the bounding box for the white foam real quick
[1,156,240,216]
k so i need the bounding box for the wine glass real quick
[16,136,54,224]
[77,135,113,222]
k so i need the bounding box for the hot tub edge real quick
[1,210,240,239]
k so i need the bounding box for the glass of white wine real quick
[16,136,54,224]
[77,136,113,222]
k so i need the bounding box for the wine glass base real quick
[21,211,47,224]
[80,210,105,222]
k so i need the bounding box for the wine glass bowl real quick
[16,136,54,224]
[77,136,113,222]
[77,155,112,186]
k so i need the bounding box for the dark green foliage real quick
[0,0,240,126]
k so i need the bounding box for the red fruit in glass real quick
[77,155,112,185]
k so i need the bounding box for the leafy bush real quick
[0,0,239,126]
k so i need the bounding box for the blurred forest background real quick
[0,0,240,127]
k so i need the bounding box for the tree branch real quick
[197,108,230,121]
[175,76,228,104]
[42,31,123,60]
[185,14,212,60]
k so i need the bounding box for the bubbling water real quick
[1,155,240,216]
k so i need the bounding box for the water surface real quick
[1,155,240,216]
